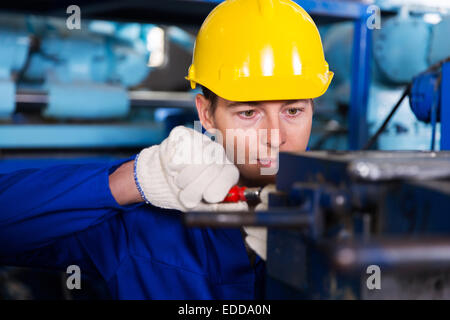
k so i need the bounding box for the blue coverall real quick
[0,155,265,299]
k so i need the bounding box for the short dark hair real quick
[201,86,219,115]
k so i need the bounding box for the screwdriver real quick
[222,185,262,203]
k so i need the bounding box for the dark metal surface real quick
[0,0,216,26]
[272,151,450,299]
[327,237,450,273]
[0,0,371,25]
[184,151,450,299]
[15,90,195,112]
[184,209,312,228]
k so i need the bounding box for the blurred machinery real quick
[0,14,197,154]
[409,59,450,150]
[314,3,450,150]
[0,0,374,153]
[186,150,450,299]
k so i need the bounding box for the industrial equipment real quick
[0,15,197,153]
[409,59,450,150]
[316,8,450,151]
[185,150,450,299]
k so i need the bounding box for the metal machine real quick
[409,59,450,150]
[186,150,450,299]
[0,15,197,152]
[316,6,450,151]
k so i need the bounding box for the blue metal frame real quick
[441,62,450,150]
[350,16,372,150]
[200,0,367,19]
[197,0,372,150]
[267,151,450,298]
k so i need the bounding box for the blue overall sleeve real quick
[0,156,140,274]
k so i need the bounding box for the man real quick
[0,0,332,299]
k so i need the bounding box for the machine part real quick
[429,15,450,66]
[0,28,30,78]
[127,91,194,109]
[0,28,30,118]
[442,61,450,150]
[349,13,372,150]
[44,82,130,119]
[265,150,450,299]
[24,29,150,88]
[409,67,442,150]
[322,22,353,89]
[0,123,165,148]
[408,59,450,150]
[348,157,450,181]
[15,90,195,110]
[321,12,444,150]
[366,57,450,151]
[362,269,450,300]
[409,70,440,122]
[4,88,195,148]
[0,80,15,118]
[166,26,195,52]
[365,11,450,151]
[363,84,411,150]
[111,40,150,88]
[183,209,312,228]
[328,237,450,273]
[373,13,430,84]
[376,0,450,13]
[185,180,349,237]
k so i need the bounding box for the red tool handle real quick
[223,185,248,202]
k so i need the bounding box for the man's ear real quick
[195,93,215,132]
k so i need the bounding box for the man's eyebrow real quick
[281,99,309,107]
[227,101,263,108]
[227,99,309,108]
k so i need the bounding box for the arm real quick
[109,159,143,206]
[0,156,141,257]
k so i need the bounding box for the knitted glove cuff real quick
[134,145,184,211]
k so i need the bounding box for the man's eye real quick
[286,108,303,116]
[239,110,255,117]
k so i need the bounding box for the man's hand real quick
[134,126,245,212]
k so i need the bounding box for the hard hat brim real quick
[187,71,334,102]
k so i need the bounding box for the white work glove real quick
[243,184,277,261]
[134,125,248,213]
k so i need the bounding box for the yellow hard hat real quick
[185,0,334,101]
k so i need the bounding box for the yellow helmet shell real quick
[186,0,334,101]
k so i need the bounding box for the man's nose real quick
[261,114,286,149]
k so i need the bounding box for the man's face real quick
[196,94,313,186]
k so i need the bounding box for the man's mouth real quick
[257,158,277,167]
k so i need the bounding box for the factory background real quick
[0,0,449,299]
